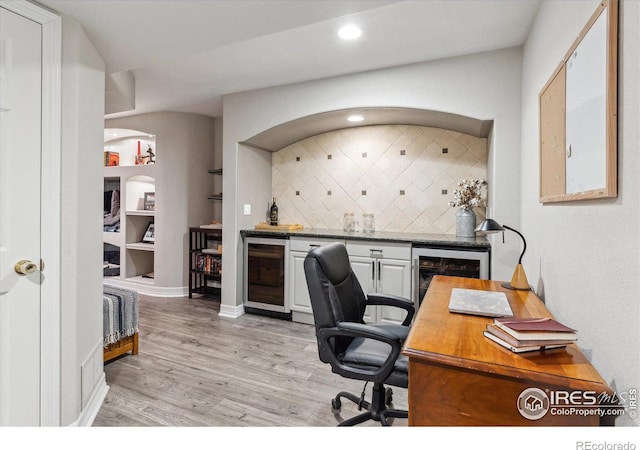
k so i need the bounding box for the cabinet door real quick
[349,255,377,323]
[289,250,312,314]
[377,258,412,325]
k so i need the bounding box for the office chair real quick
[303,242,415,426]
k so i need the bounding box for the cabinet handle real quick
[377,260,381,281]
[371,261,375,280]
[309,244,320,249]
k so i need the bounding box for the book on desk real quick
[493,317,577,341]
[484,317,577,353]
[483,330,568,353]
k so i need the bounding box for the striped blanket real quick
[103,286,139,346]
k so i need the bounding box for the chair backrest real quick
[304,242,367,360]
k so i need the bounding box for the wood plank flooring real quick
[94,295,407,427]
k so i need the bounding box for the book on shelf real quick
[493,317,577,341]
[485,324,576,348]
[195,253,221,275]
[483,330,568,353]
[448,288,514,318]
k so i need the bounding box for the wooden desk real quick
[403,276,616,426]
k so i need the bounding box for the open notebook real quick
[448,288,514,318]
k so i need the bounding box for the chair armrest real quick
[366,293,415,326]
[318,322,402,383]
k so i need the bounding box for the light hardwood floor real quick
[94,295,407,427]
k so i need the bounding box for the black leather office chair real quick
[304,242,415,426]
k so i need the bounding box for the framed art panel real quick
[142,222,155,243]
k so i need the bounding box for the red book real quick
[493,317,577,341]
[486,324,576,348]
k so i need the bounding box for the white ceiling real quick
[38,0,542,119]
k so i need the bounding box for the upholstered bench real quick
[103,285,139,362]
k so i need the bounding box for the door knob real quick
[14,260,38,275]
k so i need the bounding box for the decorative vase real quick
[455,208,476,238]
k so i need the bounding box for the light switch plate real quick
[243,204,251,215]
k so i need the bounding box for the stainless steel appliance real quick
[412,246,490,307]
[244,237,290,317]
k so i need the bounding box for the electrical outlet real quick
[243,204,251,215]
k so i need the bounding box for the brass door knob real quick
[14,260,38,275]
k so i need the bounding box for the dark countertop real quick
[240,227,490,250]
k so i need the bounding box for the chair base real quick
[332,383,408,426]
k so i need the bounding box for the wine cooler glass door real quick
[413,247,489,307]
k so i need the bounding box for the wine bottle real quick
[270,198,279,226]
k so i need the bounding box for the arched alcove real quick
[243,107,493,151]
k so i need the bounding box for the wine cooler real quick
[413,246,490,307]
[244,237,291,317]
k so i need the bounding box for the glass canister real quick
[362,213,375,233]
[343,213,355,232]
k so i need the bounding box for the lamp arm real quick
[503,225,526,264]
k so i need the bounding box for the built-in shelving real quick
[103,128,157,290]
[209,168,222,202]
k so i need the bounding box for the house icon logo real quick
[517,388,550,420]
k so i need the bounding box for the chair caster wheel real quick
[331,398,342,412]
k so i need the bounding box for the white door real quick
[377,258,412,324]
[349,256,377,323]
[289,250,312,314]
[0,6,43,426]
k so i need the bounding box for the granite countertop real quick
[240,227,490,249]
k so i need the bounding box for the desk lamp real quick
[475,219,530,291]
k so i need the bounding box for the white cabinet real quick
[346,241,412,325]
[287,237,411,326]
[288,237,344,324]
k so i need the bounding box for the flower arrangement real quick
[449,179,487,210]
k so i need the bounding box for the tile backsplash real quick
[272,125,487,234]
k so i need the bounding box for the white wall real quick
[521,0,639,426]
[222,47,523,314]
[59,17,105,425]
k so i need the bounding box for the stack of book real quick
[483,317,577,353]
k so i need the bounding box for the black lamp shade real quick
[475,218,504,233]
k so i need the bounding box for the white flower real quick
[448,179,487,210]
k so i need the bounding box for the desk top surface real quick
[403,276,610,392]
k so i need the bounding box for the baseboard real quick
[218,302,245,318]
[292,311,315,325]
[69,372,109,426]
[103,278,187,297]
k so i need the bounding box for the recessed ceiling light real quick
[348,115,364,123]
[338,24,362,40]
